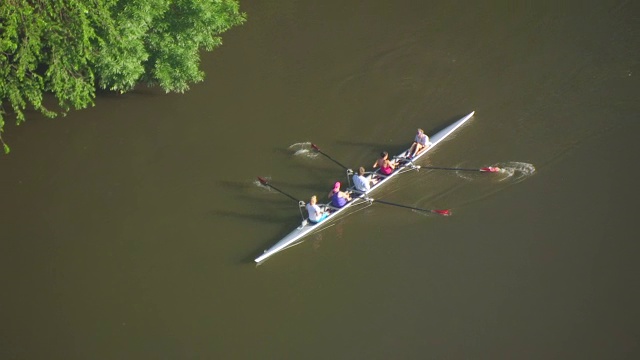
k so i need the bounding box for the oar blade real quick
[433,209,452,216]
[480,167,501,173]
[311,143,320,151]
[257,177,269,185]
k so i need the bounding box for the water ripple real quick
[288,142,320,158]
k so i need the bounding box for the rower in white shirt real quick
[352,166,376,192]
[305,195,328,224]
[406,128,431,159]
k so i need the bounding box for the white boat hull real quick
[255,111,475,263]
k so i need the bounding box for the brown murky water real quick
[1,1,639,358]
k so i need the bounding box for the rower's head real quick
[333,182,341,192]
[358,166,366,175]
[417,128,424,135]
[380,151,388,159]
[310,195,317,204]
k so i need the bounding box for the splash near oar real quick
[412,165,501,173]
[288,142,318,158]
[493,162,536,181]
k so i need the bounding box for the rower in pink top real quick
[372,151,398,175]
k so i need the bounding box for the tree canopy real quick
[0,0,246,153]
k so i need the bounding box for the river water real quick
[1,1,639,359]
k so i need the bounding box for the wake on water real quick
[403,161,537,215]
[494,161,536,183]
[440,161,536,209]
[452,161,536,183]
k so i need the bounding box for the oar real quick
[258,177,307,220]
[311,143,350,171]
[368,198,451,216]
[416,165,501,173]
[257,177,302,204]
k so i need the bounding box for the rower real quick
[372,151,398,176]
[305,195,328,224]
[352,166,377,192]
[327,181,351,208]
[406,128,431,159]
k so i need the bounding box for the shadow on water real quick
[230,194,301,209]
[334,113,470,154]
[207,209,295,224]
[273,146,298,156]
[218,178,327,194]
[335,139,406,155]
[205,198,306,264]
[243,218,306,265]
[275,146,355,175]
[275,162,339,177]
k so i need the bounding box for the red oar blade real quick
[480,167,501,173]
[311,143,320,151]
[433,209,452,216]
[257,177,269,186]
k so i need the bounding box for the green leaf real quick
[0,0,246,150]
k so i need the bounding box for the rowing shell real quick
[255,111,475,263]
